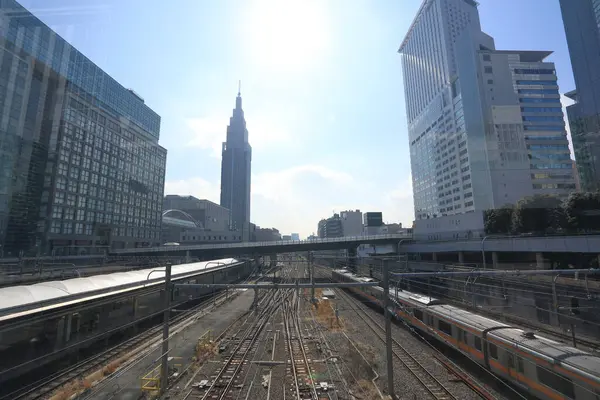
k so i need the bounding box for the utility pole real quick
[309,251,315,303]
[160,263,172,395]
[383,261,395,399]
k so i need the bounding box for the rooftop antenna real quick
[238,80,241,96]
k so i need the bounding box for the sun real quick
[241,0,330,72]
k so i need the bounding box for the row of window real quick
[182,235,242,241]
[516,80,558,86]
[513,68,555,75]
[533,183,576,190]
[519,97,560,104]
[528,144,569,151]
[523,116,563,122]
[525,135,566,141]
[521,107,562,113]
[523,126,565,131]
[531,173,573,180]
[530,163,573,170]
[518,89,558,95]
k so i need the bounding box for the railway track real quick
[4,286,240,400]
[283,291,319,400]
[333,284,458,400]
[187,289,281,400]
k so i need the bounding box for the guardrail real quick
[111,234,412,254]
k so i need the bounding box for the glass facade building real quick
[0,1,166,255]
[399,0,574,223]
[560,0,600,191]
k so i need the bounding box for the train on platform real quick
[0,258,253,384]
[332,268,600,400]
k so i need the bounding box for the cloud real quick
[561,94,575,158]
[164,166,415,238]
[185,114,291,157]
[164,177,220,204]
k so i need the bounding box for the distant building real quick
[291,233,300,241]
[317,219,327,238]
[340,210,362,237]
[0,1,167,256]
[220,88,252,239]
[384,223,403,233]
[163,195,231,231]
[321,214,343,238]
[282,235,292,241]
[560,0,600,191]
[255,227,281,242]
[363,212,383,228]
[400,0,574,234]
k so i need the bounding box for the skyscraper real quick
[560,0,600,191]
[220,87,252,239]
[399,0,574,236]
[0,0,167,255]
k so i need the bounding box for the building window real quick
[482,54,491,61]
[484,66,493,74]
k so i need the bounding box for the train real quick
[332,269,600,400]
[0,258,253,385]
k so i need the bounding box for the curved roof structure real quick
[162,209,203,229]
[0,258,238,318]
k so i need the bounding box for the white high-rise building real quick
[399,0,575,239]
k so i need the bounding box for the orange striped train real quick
[332,269,600,400]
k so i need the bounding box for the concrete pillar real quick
[492,252,499,270]
[185,250,191,263]
[132,297,138,318]
[64,314,72,343]
[55,316,65,350]
[458,251,464,264]
[536,253,545,270]
[269,254,277,268]
[432,252,438,262]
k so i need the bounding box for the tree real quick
[511,195,564,234]
[484,205,514,234]
[563,191,600,232]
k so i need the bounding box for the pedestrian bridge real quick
[110,234,411,258]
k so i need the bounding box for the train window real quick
[517,356,524,373]
[461,330,468,344]
[536,366,575,399]
[414,309,423,321]
[489,343,498,359]
[474,337,482,351]
[438,320,452,335]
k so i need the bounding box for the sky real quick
[23,0,576,238]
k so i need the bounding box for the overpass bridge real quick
[110,234,410,258]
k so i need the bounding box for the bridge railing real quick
[111,233,412,254]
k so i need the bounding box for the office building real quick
[399,0,574,236]
[317,219,327,238]
[363,212,383,228]
[318,214,343,238]
[0,1,166,255]
[282,235,292,241]
[163,195,231,232]
[560,0,600,191]
[291,233,300,241]
[340,209,362,236]
[220,88,252,240]
[255,227,281,242]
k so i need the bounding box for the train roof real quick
[429,304,511,331]
[0,258,239,320]
[490,328,600,382]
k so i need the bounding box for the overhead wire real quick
[328,266,600,399]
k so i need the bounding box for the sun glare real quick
[242,0,330,72]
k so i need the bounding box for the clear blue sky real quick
[24,0,575,238]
